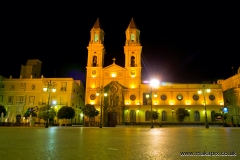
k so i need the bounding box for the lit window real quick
[29,96,35,105]
[131,34,134,41]
[16,96,25,104]
[61,82,67,91]
[10,84,14,91]
[8,96,14,104]
[162,111,167,121]
[111,72,117,78]
[20,83,26,89]
[94,34,98,42]
[32,84,35,91]
[176,94,183,101]
[194,111,200,121]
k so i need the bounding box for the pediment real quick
[103,64,126,72]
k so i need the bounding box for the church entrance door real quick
[108,112,117,127]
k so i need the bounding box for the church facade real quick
[85,18,224,127]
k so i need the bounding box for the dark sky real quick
[1,3,239,85]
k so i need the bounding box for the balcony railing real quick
[60,87,66,91]
[16,101,25,104]
[56,102,68,105]
[38,102,47,105]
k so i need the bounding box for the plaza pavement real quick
[0,125,239,160]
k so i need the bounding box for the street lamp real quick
[43,80,56,128]
[149,79,160,128]
[96,86,107,128]
[187,102,190,122]
[198,84,210,129]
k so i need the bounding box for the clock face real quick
[92,70,96,74]
[131,70,135,75]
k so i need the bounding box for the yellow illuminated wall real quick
[0,75,85,124]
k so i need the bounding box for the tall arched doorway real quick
[130,110,136,124]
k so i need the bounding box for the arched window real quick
[211,111,215,121]
[130,110,136,123]
[131,34,135,41]
[93,56,97,66]
[162,111,167,121]
[194,111,200,121]
[145,111,151,121]
[94,34,98,42]
[131,56,135,67]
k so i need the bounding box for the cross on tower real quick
[112,58,116,64]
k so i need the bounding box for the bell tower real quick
[87,18,105,68]
[124,18,142,87]
[86,18,105,96]
[124,18,142,68]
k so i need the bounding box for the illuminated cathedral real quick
[85,18,224,127]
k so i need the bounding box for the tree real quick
[151,111,159,123]
[38,105,56,121]
[57,106,75,126]
[57,106,75,119]
[82,104,99,126]
[23,106,38,118]
[176,108,190,123]
[0,105,7,117]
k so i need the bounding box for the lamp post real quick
[187,102,190,122]
[198,84,210,129]
[172,108,174,121]
[43,80,56,128]
[96,86,107,128]
[149,79,160,128]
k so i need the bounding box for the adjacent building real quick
[0,60,85,125]
[85,18,224,127]
[20,59,42,78]
[218,67,240,125]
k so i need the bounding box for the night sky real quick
[1,3,239,85]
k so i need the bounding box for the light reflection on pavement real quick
[0,127,239,160]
